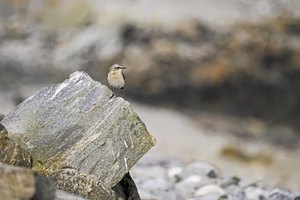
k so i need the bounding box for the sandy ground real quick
[132,102,300,191]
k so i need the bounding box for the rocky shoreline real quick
[1,1,300,199]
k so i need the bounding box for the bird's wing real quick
[122,72,125,81]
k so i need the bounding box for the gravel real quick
[131,158,300,200]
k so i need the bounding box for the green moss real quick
[32,156,68,176]
[128,110,156,146]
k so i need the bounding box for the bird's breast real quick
[107,71,125,89]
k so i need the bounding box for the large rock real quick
[1,71,156,198]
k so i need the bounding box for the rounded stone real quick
[175,175,203,197]
[167,167,183,183]
[194,184,226,197]
[268,188,293,200]
[181,161,219,179]
[245,186,267,200]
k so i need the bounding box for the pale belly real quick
[107,73,125,89]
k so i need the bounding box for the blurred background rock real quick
[0,0,300,191]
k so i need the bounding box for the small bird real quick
[107,64,127,90]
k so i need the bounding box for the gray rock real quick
[294,194,300,200]
[0,114,4,121]
[194,193,227,200]
[194,184,226,197]
[56,190,87,200]
[175,175,204,197]
[161,188,185,200]
[50,168,117,200]
[133,165,166,180]
[182,162,219,179]
[32,172,56,200]
[0,164,56,200]
[174,162,218,195]
[225,185,245,200]
[130,157,298,200]
[220,176,240,188]
[0,164,35,200]
[0,123,6,136]
[167,166,183,183]
[245,186,267,200]
[138,177,171,195]
[1,71,156,196]
[268,189,293,200]
[112,173,141,200]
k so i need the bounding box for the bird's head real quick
[110,64,127,71]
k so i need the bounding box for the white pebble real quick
[168,167,183,178]
[194,184,225,197]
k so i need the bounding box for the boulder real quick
[1,71,156,199]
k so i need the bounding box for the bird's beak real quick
[120,66,127,69]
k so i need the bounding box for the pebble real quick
[181,162,219,179]
[268,188,293,200]
[175,175,203,197]
[131,158,298,200]
[138,178,170,193]
[168,166,183,183]
[245,186,267,200]
[220,176,240,188]
[194,184,225,197]
[225,185,245,199]
[132,165,165,179]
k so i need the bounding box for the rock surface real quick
[1,71,156,199]
[50,168,117,200]
[0,114,4,121]
[0,163,96,200]
[0,123,32,168]
[55,190,87,200]
[0,164,35,200]
[0,164,56,200]
[32,171,56,200]
[112,173,141,200]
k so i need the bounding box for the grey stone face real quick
[1,71,156,188]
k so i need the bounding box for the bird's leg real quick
[110,93,117,99]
